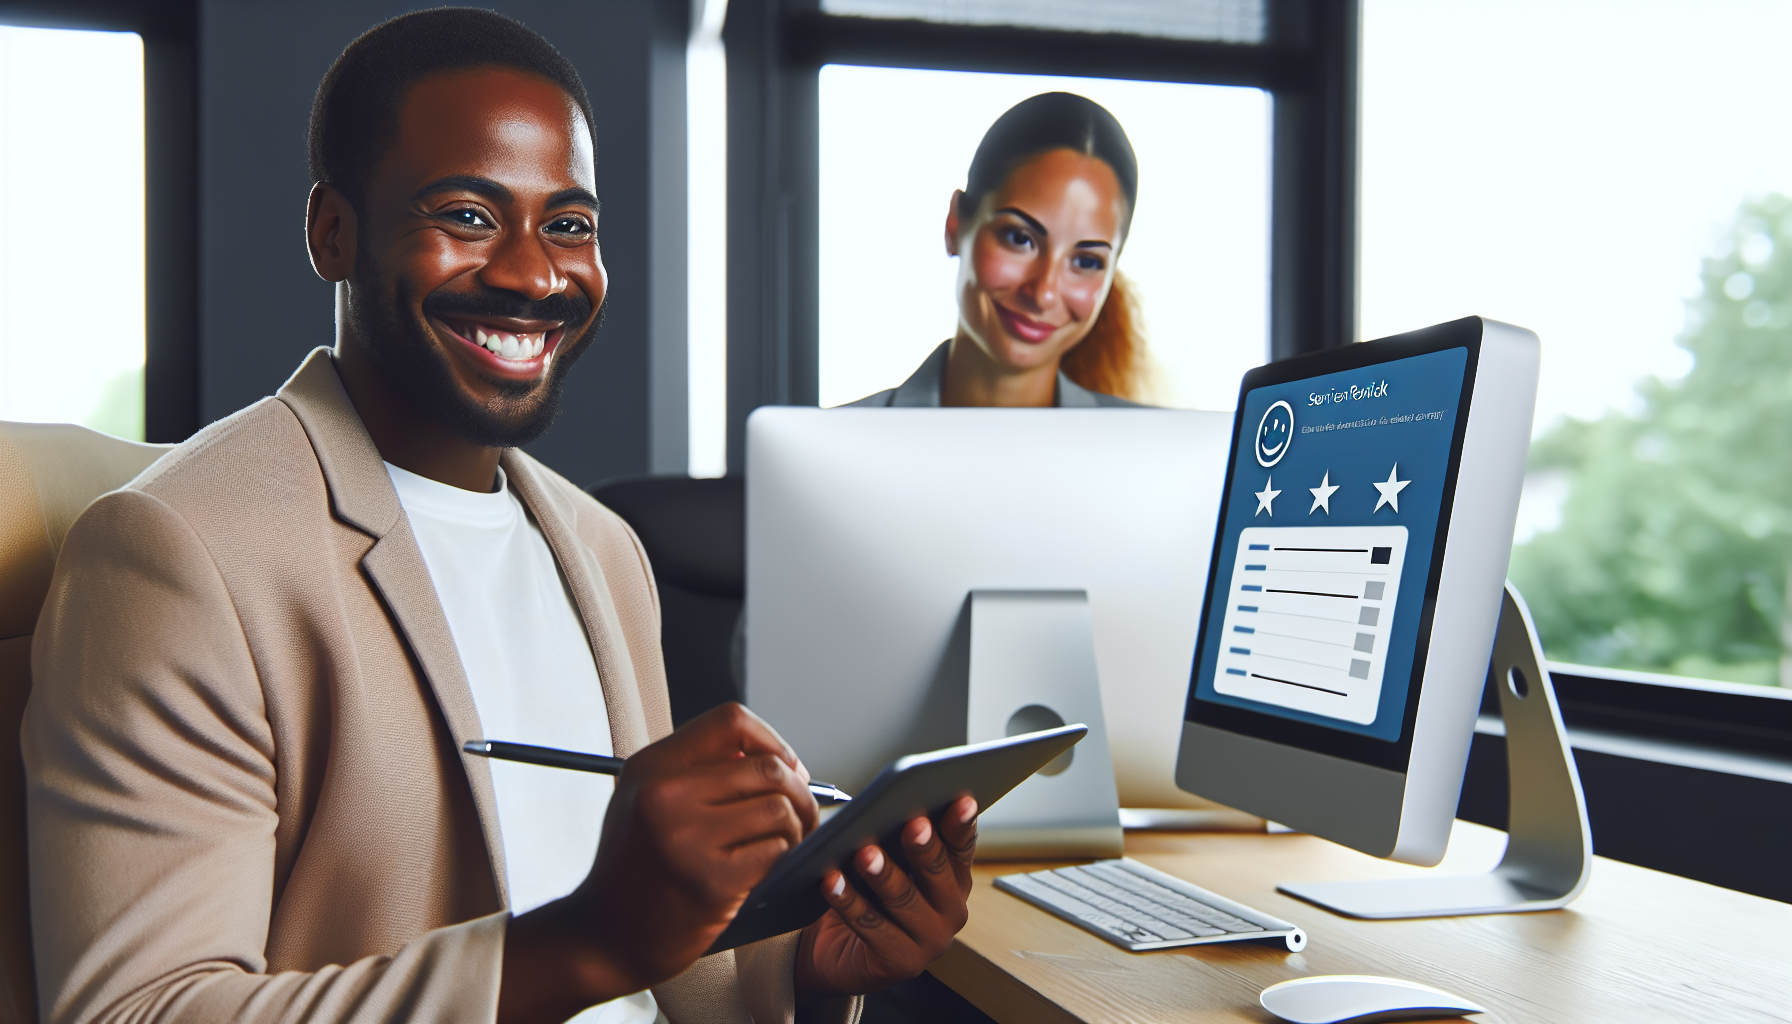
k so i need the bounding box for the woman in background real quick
[848,91,1156,408]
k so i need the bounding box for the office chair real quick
[586,475,744,726]
[0,422,169,1024]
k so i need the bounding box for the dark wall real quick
[198,0,688,485]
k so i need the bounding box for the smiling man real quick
[24,10,972,1024]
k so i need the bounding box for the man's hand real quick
[793,795,979,1004]
[499,703,818,1024]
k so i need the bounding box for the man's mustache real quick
[421,286,594,327]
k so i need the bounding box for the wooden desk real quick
[932,822,1791,1023]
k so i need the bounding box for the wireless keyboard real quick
[995,857,1307,952]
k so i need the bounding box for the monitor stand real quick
[965,589,1124,859]
[1278,582,1593,918]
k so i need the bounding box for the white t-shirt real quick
[388,463,659,1024]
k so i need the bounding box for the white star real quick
[1372,463,1411,514]
[1254,476,1282,517]
[1308,471,1340,515]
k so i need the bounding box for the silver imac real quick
[745,407,1232,856]
[1177,317,1539,868]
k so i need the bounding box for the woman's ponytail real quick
[1060,270,1158,403]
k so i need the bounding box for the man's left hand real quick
[793,795,978,1003]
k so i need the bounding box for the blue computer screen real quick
[1191,347,1469,742]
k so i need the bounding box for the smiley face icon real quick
[1256,400,1294,468]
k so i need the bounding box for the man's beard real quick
[346,261,604,449]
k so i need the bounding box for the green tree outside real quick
[1510,194,1792,687]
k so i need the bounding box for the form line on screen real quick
[1258,608,1356,624]
[1255,651,1351,671]
[1265,588,1360,599]
[1273,547,1370,553]
[1250,672,1348,697]
[1253,629,1350,648]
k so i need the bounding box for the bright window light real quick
[1363,0,1792,687]
[1362,0,1792,430]
[686,3,728,478]
[0,26,145,439]
[818,64,1269,412]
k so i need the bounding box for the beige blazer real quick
[24,350,852,1024]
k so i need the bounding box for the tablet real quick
[705,724,1087,954]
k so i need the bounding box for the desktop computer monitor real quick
[1176,317,1539,866]
[744,407,1232,823]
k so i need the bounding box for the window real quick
[817,65,1269,411]
[1360,0,1792,688]
[0,25,145,440]
[820,0,1268,44]
[688,1,729,477]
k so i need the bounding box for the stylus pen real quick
[463,739,853,805]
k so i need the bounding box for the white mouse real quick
[1259,975,1487,1024]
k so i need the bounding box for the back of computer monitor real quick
[746,407,1231,808]
[1176,317,1538,866]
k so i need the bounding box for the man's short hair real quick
[308,7,595,209]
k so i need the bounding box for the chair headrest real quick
[0,422,170,639]
[587,475,744,599]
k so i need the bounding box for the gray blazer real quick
[843,340,1144,408]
